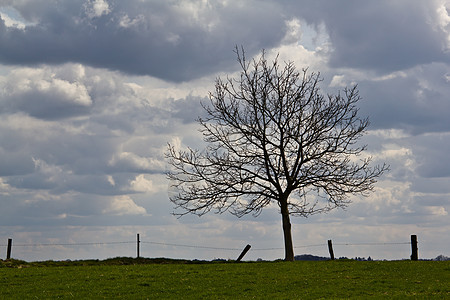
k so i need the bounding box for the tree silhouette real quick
[166,47,388,261]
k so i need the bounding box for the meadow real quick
[1,258,449,299]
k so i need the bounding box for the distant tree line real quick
[293,254,449,261]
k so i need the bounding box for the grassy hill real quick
[1,258,449,298]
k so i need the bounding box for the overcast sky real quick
[0,0,449,261]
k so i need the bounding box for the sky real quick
[0,0,449,261]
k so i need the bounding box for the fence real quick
[2,234,420,262]
[326,235,418,261]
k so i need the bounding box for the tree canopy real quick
[166,47,388,261]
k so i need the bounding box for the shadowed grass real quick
[1,258,449,298]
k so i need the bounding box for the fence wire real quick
[141,241,241,251]
[1,239,411,251]
[6,241,135,247]
[334,242,410,246]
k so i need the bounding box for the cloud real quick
[0,10,25,29]
[0,177,14,195]
[108,152,165,174]
[0,59,209,231]
[288,0,450,73]
[0,67,92,119]
[0,147,34,176]
[103,195,147,216]
[410,132,450,178]
[0,64,176,206]
[0,0,286,82]
[432,0,450,51]
[335,62,450,135]
[130,174,154,193]
[423,205,448,216]
[84,0,111,19]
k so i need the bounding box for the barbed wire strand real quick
[1,241,135,247]
[141,241,241,251]
[334,242,410,246]
[0,240,411,251]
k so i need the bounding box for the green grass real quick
[1,258,449,299]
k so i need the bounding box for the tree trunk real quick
[280,200,294,261]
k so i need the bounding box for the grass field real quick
[1,258,449,299]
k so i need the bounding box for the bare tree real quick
[166,47,388,261]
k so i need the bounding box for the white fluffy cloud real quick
[1,67,92,119]
[130,174,154,193]
[85,0,111,19]
[109,152,165,173]
[103,195,147,216]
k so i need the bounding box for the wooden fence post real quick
[328,240,335,260]
[410,235,418,261]
[236,244,251,262]
[6,238,12,260]
[137,234,140,258]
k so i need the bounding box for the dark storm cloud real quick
[357,63,450,134]
[2,89,91,120]
[2,0,447,80]
[0,0,285,82]
[169,95,207,124]
[289,0,450,73]
[0,148,34,176]
[412,133,450,178]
